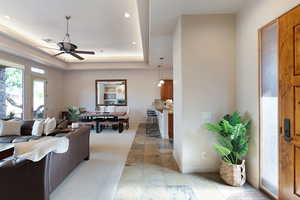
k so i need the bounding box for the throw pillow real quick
[32,120,45,136]
[56,120,68,129]
[44,118,56,135]
[44,117,50,124]
[0,120,22,136]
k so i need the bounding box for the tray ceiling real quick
[0,0,144,63]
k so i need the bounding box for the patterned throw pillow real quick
[0,120,22,136]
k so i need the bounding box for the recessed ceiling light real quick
[4,15,10,20]
[132,42,137,45]
[42,38,54,43]
[124,12,130,18]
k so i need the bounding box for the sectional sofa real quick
[0,120,90,200]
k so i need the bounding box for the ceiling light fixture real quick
[42,38,54,43]
[124,12,131,18]
[157,57,165,87]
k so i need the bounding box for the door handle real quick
[284,118,293,142]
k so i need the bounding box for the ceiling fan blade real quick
[70,52,84,60]
[74,50,95,55]
[54,52,65,57]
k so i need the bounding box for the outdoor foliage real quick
[1,67,23,119]
[205,112,251,165]
[4,68,22,89]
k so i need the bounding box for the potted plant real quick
[205,112,250,186]
[67,106,80,122]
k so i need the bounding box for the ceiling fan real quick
[53,16,95,60]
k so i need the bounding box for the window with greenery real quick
[0,67,23,120]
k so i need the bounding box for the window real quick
[32,78,47,119]
[31,67,45,74]
[0,66,24,119]
[259,22,278,197]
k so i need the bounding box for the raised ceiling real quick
[0,0,245,69]
[149,0,245,68]
[0,0,144,63]
[150,0,245,37]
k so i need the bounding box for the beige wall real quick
[173,14,236,173]
[173,17,183,170]
[0,45,173,124]
[236,0,299,188]
[0,51,64,120]
[62,68,173,124]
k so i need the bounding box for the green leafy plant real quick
[205,112,251,165]
[8,112,15,119]
[67,106,80,120]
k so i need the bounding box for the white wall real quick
[173,14,236,173]
[63,68,173,124]
[173,18,183,170]
[236,0,299,188]
[0,51,64,120]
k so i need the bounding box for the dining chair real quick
[119,106,130,129]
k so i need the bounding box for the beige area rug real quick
[50,127,136,200]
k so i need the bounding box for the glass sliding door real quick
[32,78,47,119]
[259,21,279,197]
[0,66,24,119]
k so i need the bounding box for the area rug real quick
[50,127,136,200]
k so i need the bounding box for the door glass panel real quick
[260,22,278,197]
[33,79,46,119]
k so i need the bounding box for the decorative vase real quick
[220,160,246,187]
[71,122,80,129]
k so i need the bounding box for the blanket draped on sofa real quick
[14,136,69,162]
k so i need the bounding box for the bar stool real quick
[146,109,160,137]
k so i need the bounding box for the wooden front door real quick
[279,6,300,200]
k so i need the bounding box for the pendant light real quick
[157,57,165,87]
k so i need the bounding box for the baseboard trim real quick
[259,187,278,200]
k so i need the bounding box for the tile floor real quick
[115,124,270,200]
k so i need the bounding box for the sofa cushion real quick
[20,121,34,136]
[55,133,68,137]
[0,136,20,143]
[12,136,42,143]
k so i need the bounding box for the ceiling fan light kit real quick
[53,16,95,60]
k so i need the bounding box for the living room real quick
[0,0,299,200]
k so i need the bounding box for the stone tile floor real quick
[115,124,270,200]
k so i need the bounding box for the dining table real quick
[80,112,127,133]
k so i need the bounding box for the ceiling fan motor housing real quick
[58,42,78,53]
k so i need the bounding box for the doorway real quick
[32,77,47,119]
